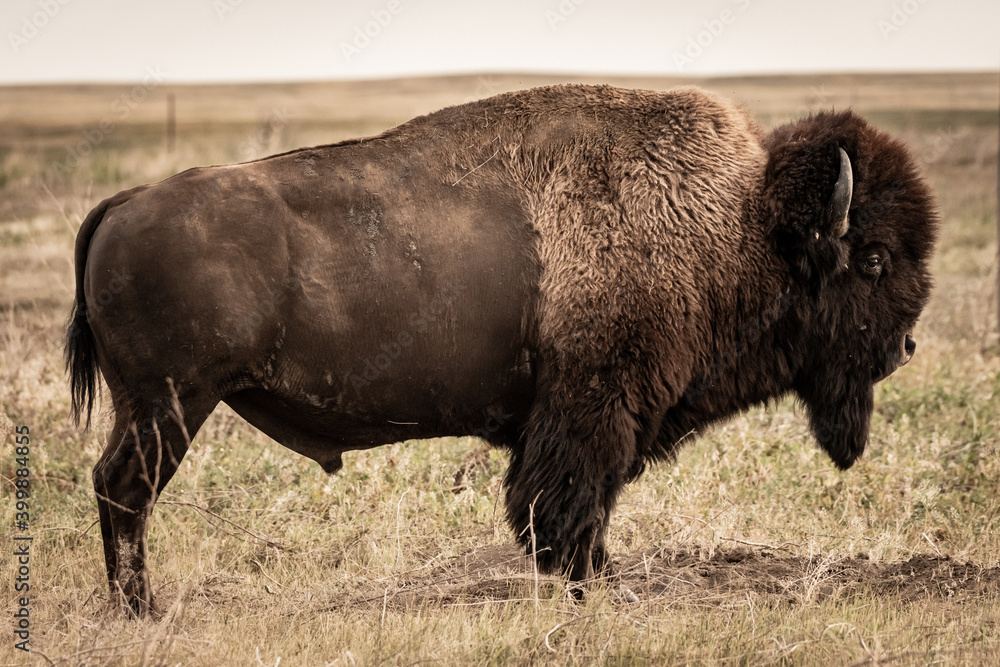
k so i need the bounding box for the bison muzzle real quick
[66,84,938,616]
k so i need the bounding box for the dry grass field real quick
[1,71,998,665]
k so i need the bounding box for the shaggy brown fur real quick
[67,84,937,614]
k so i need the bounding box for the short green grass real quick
[1,73,998,665]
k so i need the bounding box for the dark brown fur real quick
[66,84,937,614]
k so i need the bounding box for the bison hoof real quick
[112,586,155,619]
[109,596,154,620]
[566,580,587,601]
[592,546,613,576]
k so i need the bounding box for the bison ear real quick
[763,134,855,284]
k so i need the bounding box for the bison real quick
[66,84,937,615]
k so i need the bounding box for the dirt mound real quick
[365,545,1000,609]
[613,547,1000,604]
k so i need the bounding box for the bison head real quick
[763,111,938,470]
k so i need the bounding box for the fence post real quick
[166,92,176,154]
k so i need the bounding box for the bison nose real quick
[901,333,916,366]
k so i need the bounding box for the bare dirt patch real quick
[614,548,1000,604]
[347,545,1000,611]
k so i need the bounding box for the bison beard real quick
[66,84,937,615]
[797,368,874,471]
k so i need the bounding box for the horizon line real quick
[2,68,997,88]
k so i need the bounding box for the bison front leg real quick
[504,406,638,583]
[93,394,213,617]
[590,455,644,577]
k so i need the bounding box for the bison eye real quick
[863,254,883,276]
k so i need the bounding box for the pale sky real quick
[1,0,997,84]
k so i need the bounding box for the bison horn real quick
[827,147,853,238]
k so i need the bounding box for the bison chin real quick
[795,372,874,470]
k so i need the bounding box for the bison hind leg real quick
[94,385,217,617]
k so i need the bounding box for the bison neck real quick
[650,280,802,461]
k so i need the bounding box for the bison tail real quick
[66,198,112,429]
[67,298,99,428]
